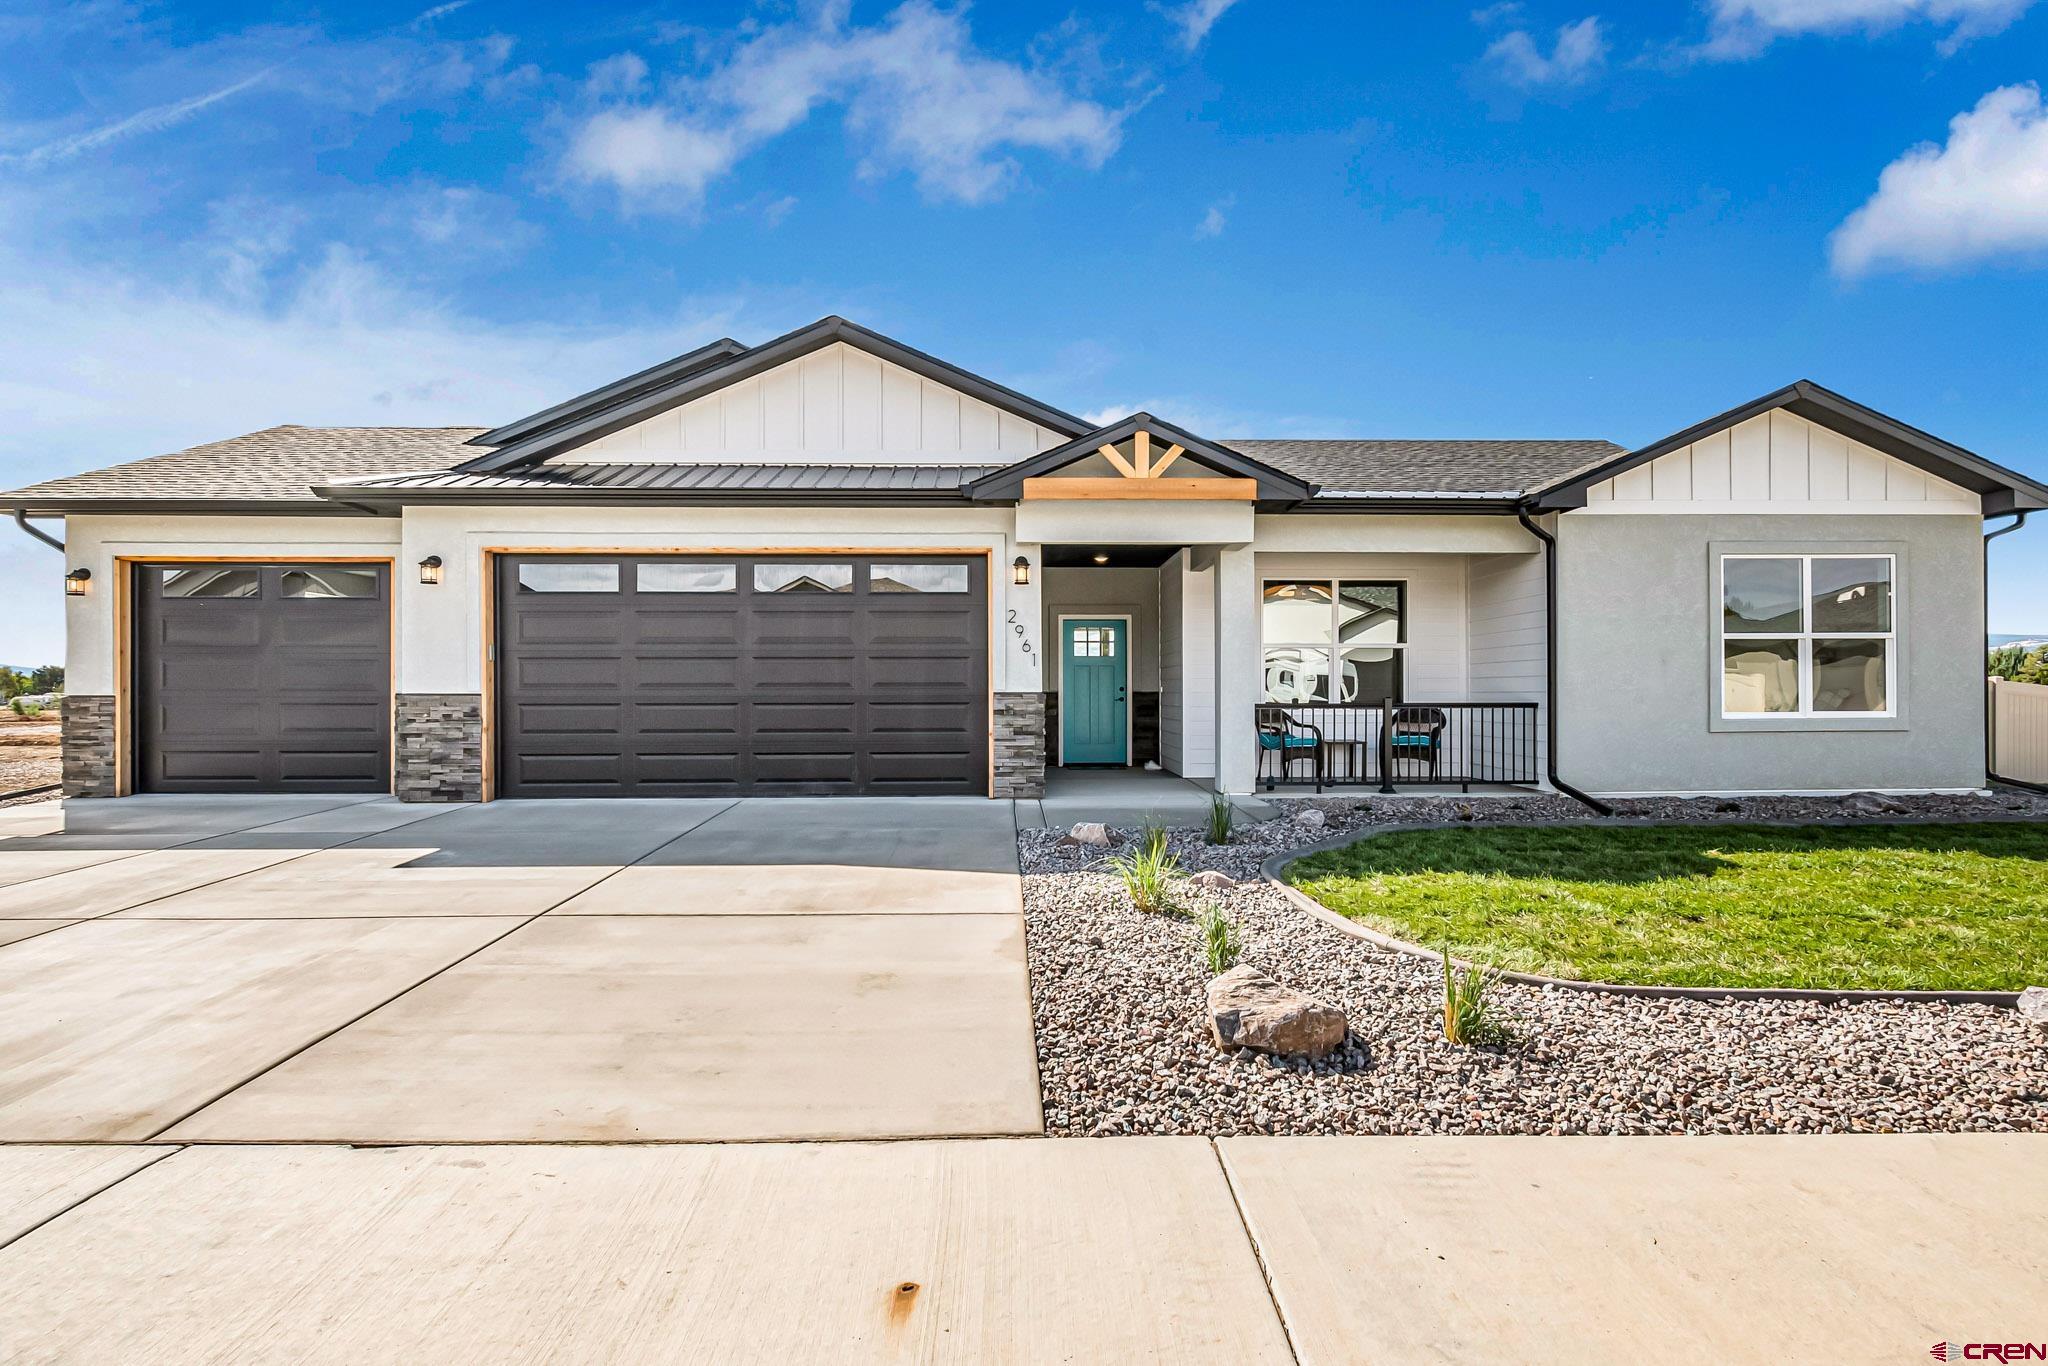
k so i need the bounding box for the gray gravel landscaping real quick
[1021,789,2048,1138]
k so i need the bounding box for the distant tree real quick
[2017,648,2048,687]
[1989,644,2027,678]
[28,664,62,693]
[0,668,28,700]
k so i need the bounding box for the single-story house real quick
[6,316,2043,804]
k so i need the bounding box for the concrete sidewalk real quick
[0,1135,2037,1363]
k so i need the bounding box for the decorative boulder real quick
[1206,965,1348,1059]
[1068,822,1111,846]
[1293,807,1327,829]
[1187,869,1236,892]
[1842,791,1909,818]
[2018,987,2048,1026]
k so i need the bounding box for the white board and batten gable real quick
[555,341,1066,466]
[1583,410,1979,513]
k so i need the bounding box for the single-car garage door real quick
[134,562,391,793]
[496,554,989,797]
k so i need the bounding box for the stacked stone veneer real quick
[61,694,118,798]
[395,693,484,802]
[993,691,1047,798]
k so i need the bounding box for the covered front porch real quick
[986,414,1553,799]
[1023,536,1549,797]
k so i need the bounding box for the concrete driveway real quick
[0,795,1039,1143]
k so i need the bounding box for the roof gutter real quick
[1983,512,2044,794]
[11,509,63,552]
[1515,508,1612,815]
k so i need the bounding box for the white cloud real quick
[1831,83,2048,276]
[1699,0,2035,57]
[1157,0,1244,50]
[1194,196,1233,238]
[0,223,776,664]
[560,2,1130,210]
[0,19,523,171]
[1483,16,1608,88]
[567,108,743,198]
[6,70,273,168]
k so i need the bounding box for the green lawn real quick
[1285,822,2048,990]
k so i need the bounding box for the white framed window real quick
[1720,553,1895,718]
[1260,579,1405,704]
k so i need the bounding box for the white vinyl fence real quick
[1988,677,2048,785]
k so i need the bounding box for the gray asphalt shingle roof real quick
[1,425,1628,508]
[2,426,486,506]
[1225,439,1626,496]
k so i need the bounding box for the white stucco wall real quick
[1251,513,1536,554]
[59,514,401,694]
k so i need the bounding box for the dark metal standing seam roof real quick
[315,463,1012,502]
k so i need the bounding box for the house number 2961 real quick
[1006,609,1034,655]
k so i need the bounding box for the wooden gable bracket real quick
[1023,428,1256,501]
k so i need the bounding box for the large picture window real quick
[1261,579,1405,704]
[1721,554,1895,718]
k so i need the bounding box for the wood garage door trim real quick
[120,556,396,796]
[482,547,996,800]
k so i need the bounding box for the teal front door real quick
[1061,618,1128,765]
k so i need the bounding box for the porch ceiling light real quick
[64,567,91,596]
[1092,552,1110,564]
[418,555,444,586]
[1012,555,1031,586]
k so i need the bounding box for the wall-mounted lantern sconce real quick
[64,567,91,596]
[418,556,443,586]
[1011,555,1031,586]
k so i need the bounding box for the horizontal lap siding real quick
[1466,550,1547,776]
[1160,557,1185,775]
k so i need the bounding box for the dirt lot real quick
[0,708,61,803]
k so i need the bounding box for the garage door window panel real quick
[638,563,736,593]
[755,563,853,593]
[159,567,261,599]
[518,563,620,594]
[869,563,969,594]
[281,568,380,599]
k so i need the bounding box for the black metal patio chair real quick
[1256,707,1324,792]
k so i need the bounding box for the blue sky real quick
[2,0,2046,666]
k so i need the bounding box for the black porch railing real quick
[1255,700,1540,793]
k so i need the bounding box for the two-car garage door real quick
[495,554,989,797]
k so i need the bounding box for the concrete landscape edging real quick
[1259,817,2028,1008]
